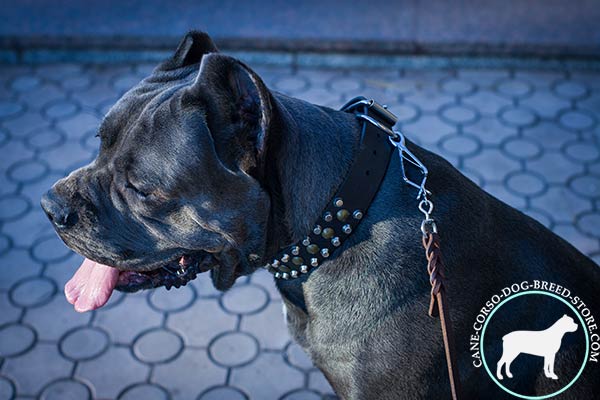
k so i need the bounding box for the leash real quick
[270,97,462,399]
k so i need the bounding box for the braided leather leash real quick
[423,230,462,400]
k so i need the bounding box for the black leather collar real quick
[270,97,398,312]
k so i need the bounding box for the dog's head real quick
[558,314,578,333]
[41,32,275,292]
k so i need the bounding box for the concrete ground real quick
[0,58,599,400]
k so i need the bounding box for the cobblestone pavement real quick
[0,60,599,400]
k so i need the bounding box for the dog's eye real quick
[125,182,150,199]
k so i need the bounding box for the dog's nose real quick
[41,189,78,229]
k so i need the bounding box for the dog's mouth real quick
[65,252,216,313]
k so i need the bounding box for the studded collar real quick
[268,97,398,310]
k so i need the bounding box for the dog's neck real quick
[264,92,362,258]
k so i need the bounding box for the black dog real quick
[41,32,600,399]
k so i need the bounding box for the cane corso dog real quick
[41,32,600,399]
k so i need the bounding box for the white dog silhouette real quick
[496,314,578,380]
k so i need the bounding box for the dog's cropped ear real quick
[158,31,218,70]
[191,53,272,174]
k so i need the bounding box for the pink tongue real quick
[64,258,119,312]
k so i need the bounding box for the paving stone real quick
[230,352,304,400]
[401,115,454,146]
[240,301,291,350]
[19,171,66,209]
[461,90,512,116]
[328,76,363,93]
[459,166,484,187]
[440,78,475,96]
[190,272,223,298]
[439,104,478,125]
[519,89,570,119]
[514,71,564,89]
[281,389,322,400]
[502,137,542,160]
[9,276,56,308]
[61,75,92,91]
[576,212,600,238]
[0,323,36,357]
[404,89,453,112]
[221,284,269,315]
[3,209,52,248]
[506,171,547,197]
[0,194,30,222]
[36,64,83,81]
[553,224,599,254]
[499,106,537,127]
[0,100,24,119]
[569,174,600,198]
[2,343,72,396]
[577,93,600,116]
[523,122,578,150]
[112,73,142,92]
[496,78,533,98]
[553,80,588,100]
[209,331,259,367]
[76,346,149,399]
[464,116,517,145]
[0,233,10,255]
[250,269,280,301]
[11,76,41,92]
[463,150,520,182]
[559,109,596,131]
[31,234,73,264]
[564,140,600,163]
[71,82,118,110]
[19,84,66,110]
[523,208,554,229]
[458,69,509,87]
[531,187,591,223]
[0,292,21,325]
[42,253,83,290]
[38,139,93,172]
[285,342,314,371]
[7,159,49,184]
[167,298,237,347]
[23,295,91,341]
[55,112,101,140]
[39,378,92,400]
[118,383,169,400]
[94,294,162,344]
[60,326,109,361]
[527,152,584,183]
[0,248,42,290]
[308,370,336,396]
[482,183,526,209]
[3,111,49,137]
[388,103,419,123]
[133,328,184,364]
[366,76,417,95]
[152,348,227,400]
[296,87,341,108]
[439,134,481,157]
[0,140,35,171]
[148,284,196,313]
[25,127,66,151]
[197,386,248,400]
[0,376,15,400]
[272,75,310,95]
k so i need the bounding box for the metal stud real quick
[281,254,290,262]
[272,259,280,267]
[291,246,300,256]
[334,197,344,207]
[291,270,299,278]
[321,248,330,258]
[282,272,290,280]
[302,237,311,246]
[292,256,303,266]
[342,224,352,234]
[275,272,282,278]
[311,258,319,267]
[313,225,322,235]
[331,237,341,247]
[353,210,363,220]
[323,211,333,222]
[300,265,308,273]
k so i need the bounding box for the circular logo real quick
[480,291,589,399]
